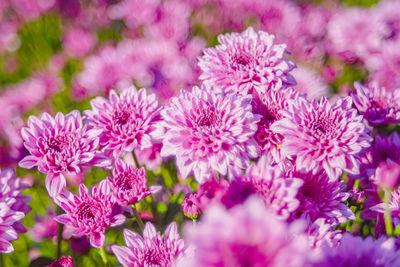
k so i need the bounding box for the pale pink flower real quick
[19,111,109,196]
[272,96,371,181]
[112,222,186,266]
[84,86,161,159]
[55,181,125,248]
[198,27,296,96]
[155,84,260,182]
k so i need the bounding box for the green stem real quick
[132,150,140,168]
[384,189,393,236]
[99,246,108,266]
[132,205,144,232]
[56,207,64,258]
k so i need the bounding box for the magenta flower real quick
[55,180,125,248]
[112,222,186,267]
[352,82,400,126]
[28,210,58,242]
[182,193,202,219]
[252,87,298,166]
[312,233,400,267]
[222,156,303,220]
[180,197,310,267]
[0,168,30,253]
[271,96,371,181]
[19,111,109,196]
[108,159,161,206]
[198,27,296,96]
[48,256,74,267]
[290,170,355,226]
[84,86,161,159]
[155,85,260,182]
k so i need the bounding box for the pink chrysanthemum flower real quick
[311,233,400,267]
[182,193,202,219]
[55,181,125,248]
[289,170,355,226]
[155,85,260,182]
[222,156,302,220]
[112,222,186,267]
[108,159,161,207]
[198,27,296,96]
[271,96,371,181]
[0,168,31,253]
[19,111,109,196]
[48,256,74,267]
[180,197,310,267]
[252,87,298,166]
[352,82,400,126]
[291,65,330,100]
[84,86,161,159]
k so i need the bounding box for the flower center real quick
[76,201,101,223]
[231,52,254,70]
[113,110,131,125]
[144,247,167,265]
[311,115,335,138]
[48,134,75,152]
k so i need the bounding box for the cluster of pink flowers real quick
[1,0,400,266]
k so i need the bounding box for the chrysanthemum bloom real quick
[48,256,74,267]
[290,170,355,226]
[0,168,31,253]
[198,27,296,96]
[192,177,229,211]
[84,86,161,159]
[19,111,109,196]
[311,233,400,267]
[29,210,58,242]
[155,85,260,182]
[180,197,310,267]
[222,156,302,220]
[375,160,400,189]
[252,87,298,166]
[55,181,125,248]
[108,159,161,206]
[271,96,371,181]
[112,222,186,266]
[352,82,400,126]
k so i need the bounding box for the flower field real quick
[1,0,400,266]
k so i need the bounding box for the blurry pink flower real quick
[155,85,260,182]
[272,96,371,181]
[48,256,74,267]
[112,222,186,266]
[180,197,310,267]
[19,111,109,196]
[352,82,400,126]
[29,211,58,242]
[55,181,125,248]
[108,159,161,206]
[222,156,302,220]
[375,160,400,189]
[366,42,400,91]
[63,27,96,58]
[292,65,330,100]
[76,46,131,96]
[198,27,296,96]
[134,143,163,170]
[108,0,159,28]
[373,0,400,43]
[84,87,161,159]
[327,8,385,61]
